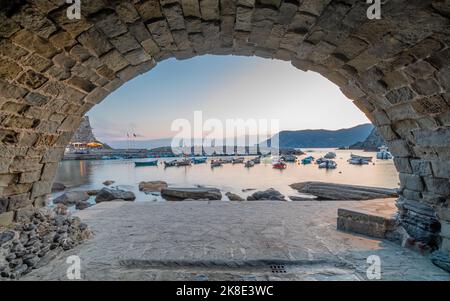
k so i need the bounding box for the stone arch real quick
[0,1,449,254]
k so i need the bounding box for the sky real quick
[88,55,370,145]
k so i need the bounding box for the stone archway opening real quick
[0,0,449,265]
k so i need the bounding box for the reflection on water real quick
[54,149,399,201]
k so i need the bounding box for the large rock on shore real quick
[51,182,66,192]
[161,188,222,200]
[226,192,244,201]
[95,188,136,203]
[290,182,398,200]
[139,181,168,192]
[53,191,89,205]
[247,188,286,201]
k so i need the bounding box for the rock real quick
[75,201,91,210]
[226,192,244,201]
[86,189,100,196]
[289,196,317,201]
[247,188,286,201]
[431,251,450,273]
[53,191,89,206]
[103,180,115,186]
[289,182,398,200]
[51,182,66,192]
[161,187,222,200]
[138,181,168,192]
[242,188,256,192]
[0,231,15,246]
[95,188,136,203]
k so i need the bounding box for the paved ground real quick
[24,199,450,281]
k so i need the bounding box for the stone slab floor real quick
[23,199,450,281]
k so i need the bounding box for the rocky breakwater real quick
[0,205,91,279]
[290,182,398,200]
[161,188,222,201]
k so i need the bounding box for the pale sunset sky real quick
[88,55,370,145]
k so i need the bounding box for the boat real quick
[232,157,245,164]
[134,159,158,167]
[252,156,261,164]
[176,158,191,166]
[281,154,297,162]
[318,160,337,169]
[324,152,336,159]
[272,160,287,169]
[316,157,326,164]
[244,160,255,168]
[191,157,207,164]
[211,160,222,168]
[219,157,233,164]
[348,158,370,165]
[301,156,314,164]
[376,146,393,160]
[163,160,178,167]
[350,154,373,162]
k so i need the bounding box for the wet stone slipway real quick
[22,200,450,281]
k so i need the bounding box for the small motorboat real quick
[348,158,370,165]
[301,156,314,164]
[134,159,158,167]
[281,154,297,162]
[316,157,326,164]
[350,154,373,162]
[220,157,233,164]
[376,146,393,160]
[164,160,178,167]
[324,152,336,159]
[191,157,208,164]
[211,160,222,168]
[232,157,245,164]
[252,156,261,164]
[244,160,255,168]
[318,160,337,169]
[272,161,287,169]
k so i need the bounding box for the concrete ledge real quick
[337,208,398,239]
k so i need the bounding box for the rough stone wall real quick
[0,1,449,254]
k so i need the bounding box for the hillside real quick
[349,128,385,151]
[264,124,374,148]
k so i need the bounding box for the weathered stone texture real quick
[0,0,449,260]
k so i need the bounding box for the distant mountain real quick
[349,128,385,151]
[264,123,374,148]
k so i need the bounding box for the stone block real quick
[399,173,424,192]
[0,211,14,226]
[337,208,397,239]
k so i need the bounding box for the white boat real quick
[281,154,297,162]
[232,157,245,164]
[318,160,337,169]
[377,146,393,160]
[348,158,370,165]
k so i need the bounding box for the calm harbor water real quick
[52,149,399,202]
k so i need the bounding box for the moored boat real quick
[350,154,373,162]
[191,157,208,164]
[134,159,158,167]
[318,159,337,169]
[252,156,261,164]
[324,152,336,159]
[176,158,192,166]
[163,160,177,167]
[301,156,314,164]
[281,154,297,162]
[244,160,255,168]
[376,146,393,160]
[211,160,222,168]
[232,157,245,164]
[272,160,287,169]
[348,158,370,165]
